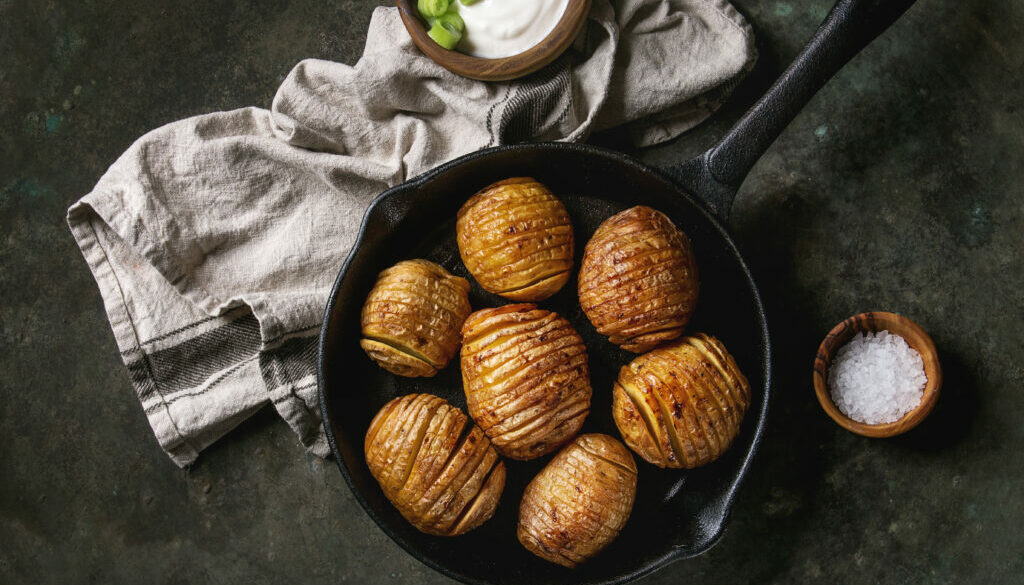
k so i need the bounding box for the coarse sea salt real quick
[828,330,927,425]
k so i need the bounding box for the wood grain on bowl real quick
[813,311,942,438]
[396,0,591,81]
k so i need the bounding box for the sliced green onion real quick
[459,0,480,5]
[435,10,464,33]
[427,20,462,50]
[418,0,449,19]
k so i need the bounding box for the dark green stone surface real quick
[1,1,1021,583]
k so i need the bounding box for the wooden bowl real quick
[812,311,942,438]
[396,0,591,82]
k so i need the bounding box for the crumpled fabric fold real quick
[67,0,754,466]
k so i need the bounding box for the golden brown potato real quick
[461,304,591,460]
[360,259,471,377]
[517,434,637,568]
[456,178,573,301]
[612,333,750,469]
[578,205,699,353]
[365,393,506,536]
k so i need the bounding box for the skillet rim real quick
[317,141,772,585]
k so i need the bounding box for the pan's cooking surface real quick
[320,144,769,585]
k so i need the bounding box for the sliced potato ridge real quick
[461,304,592,460]
[611,334,751,469]
[360,259,471,378]
[517,434,637,568]
[456,178,574,302]
[578,205,699,353]
[364,394,505,536]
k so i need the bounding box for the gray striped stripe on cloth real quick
[127,309,326,466]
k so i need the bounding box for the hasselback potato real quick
[612,333,750,469]
[360,259,471,377]
[578,205,699,353]
[461,304,591,460]
[365,393,506,536]
[456,178,573,301]
[517,434,637,568]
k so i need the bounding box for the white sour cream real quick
[457,0,571,59]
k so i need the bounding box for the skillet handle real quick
[669,0,917,221]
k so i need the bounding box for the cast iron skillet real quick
[318,1,916,583]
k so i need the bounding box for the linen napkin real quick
[67,0,755,467]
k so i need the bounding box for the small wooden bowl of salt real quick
[813,311,942,438]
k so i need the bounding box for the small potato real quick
[461,304,591,460]
[457,178,573,301]
[365,394,506,536]
[578,205,699,353]
[360,259,471,377]
[613,334,750,469]
[517,434,637,568]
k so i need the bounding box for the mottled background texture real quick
[1,0,1021,584]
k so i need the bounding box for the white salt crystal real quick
[828,330,927,425]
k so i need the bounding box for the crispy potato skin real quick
[578,205,699,353]
[517,434,637,568]
[360,259,471,377]
[461,304,592,460]
[612,334,751,469]
[364,394,506,536]
[456,178,573,301]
